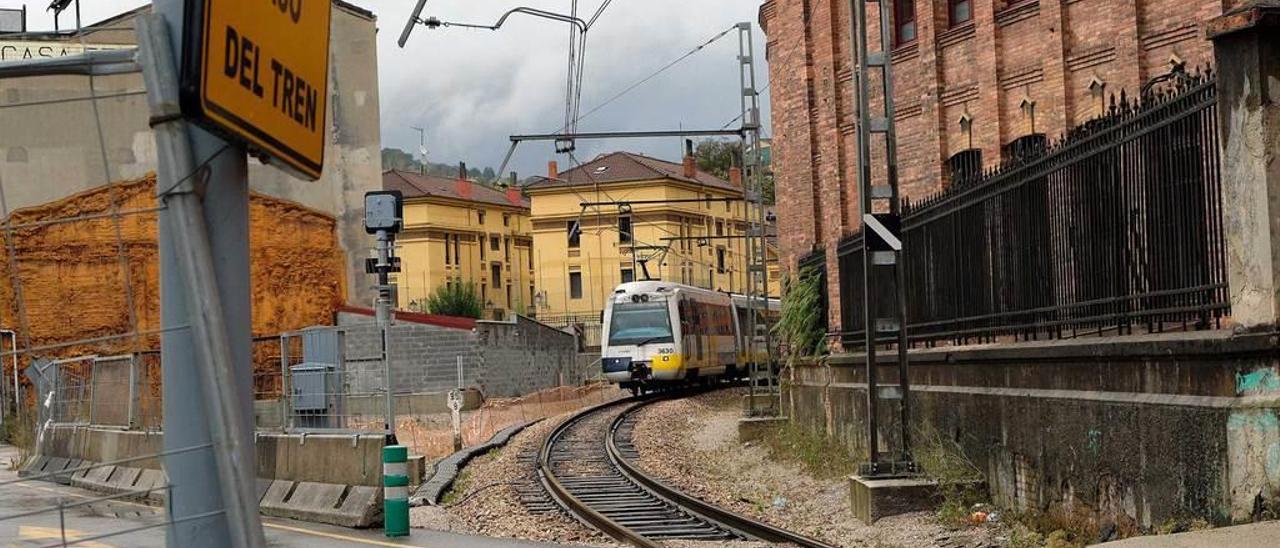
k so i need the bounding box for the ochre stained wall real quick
[0,174,346,391]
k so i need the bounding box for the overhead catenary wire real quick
[551,23,738,134]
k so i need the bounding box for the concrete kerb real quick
[22,427,390,528]
[410,418,542,506]
[258,480,383,528]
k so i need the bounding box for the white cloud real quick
[3,0,772,176]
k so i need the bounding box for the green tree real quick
[426,282,483,319]
[694,138,739,180]
[694,139,775,204]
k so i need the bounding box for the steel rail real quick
[536,396,660,548]
[606,401,837,548]
[537,390,835,548]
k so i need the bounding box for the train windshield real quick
[607,301,673,346]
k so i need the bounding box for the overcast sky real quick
[3,0,771,176]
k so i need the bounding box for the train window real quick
[607,301,673,346]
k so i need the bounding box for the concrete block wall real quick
[336,312,577,400]
[475,316,581,398]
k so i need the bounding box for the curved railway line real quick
[537,391,836,548]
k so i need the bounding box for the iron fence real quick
[536,312,602,350]
[838,68,1228,347]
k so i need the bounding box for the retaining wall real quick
[336,311,581,399]
[785,331,1280,530]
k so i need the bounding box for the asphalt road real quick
[0,444,561,548]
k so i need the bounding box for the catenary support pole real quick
[138,7,266,548]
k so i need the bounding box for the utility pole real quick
[737,22,774,416]
[850,0,916,476]
[365,191,403,444]
[139,3,265,547]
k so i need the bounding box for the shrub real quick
[772,265,827,364]
[426,282,483,319]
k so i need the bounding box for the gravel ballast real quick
[629,388,1006,548]
[410,416,616,546]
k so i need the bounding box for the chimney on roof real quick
[506,187,524,206]
[458,161,467,181]
[729,166,743,187]
[548,160,559,179]
[683,139,696,179]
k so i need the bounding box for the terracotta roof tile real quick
[383,170,530,209]
[526,152,742,193]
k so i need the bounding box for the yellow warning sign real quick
[181,0,331,181]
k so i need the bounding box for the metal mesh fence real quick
[0,23,232,545]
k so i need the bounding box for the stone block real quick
[259,480,381,528]
[849,476,939,525]
[134,468,167,502]
[742,393,780,413]
[738,416,788,443]
[19,456,50,477]
[107,466,143,492]
[73,464,116,491]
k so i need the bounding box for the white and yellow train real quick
[600,281,779,392]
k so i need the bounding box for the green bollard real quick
[383,444,410,537]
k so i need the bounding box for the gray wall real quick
[785,332,1280,528]
[0,2,382,305]
[336,311,582,399]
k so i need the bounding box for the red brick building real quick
[760,0,1232,331]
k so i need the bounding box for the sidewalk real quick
[1099,521,1280,547]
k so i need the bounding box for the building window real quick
[491,235,501,251]
[894,0,916,45]
[453,235,460,265]
[618,216,632,244]
[444,233,452,265]
[717,248,726,274]
[480,235,486,260]
[567,220,581,248]
[504,238,511,263]
[705,193,712,210]
[569,271,583,299]
[621,268,635,284]
[481,283,487,301]
[502,214,509,227]
[491,263,502,287]
[1002,134,1048,162]
[948,149,983,184]
[716,220,724,237]
[528,245,534,269]
[477,211,485,225]
[506,285,512,308]
[949,0,972,26]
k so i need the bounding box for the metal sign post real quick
[138,7,267,547]
[365,191,403,443]
[850,0,916,477]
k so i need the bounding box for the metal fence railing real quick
[536,312,601,350]
[837,68,1227,347]
[26,353,162,430]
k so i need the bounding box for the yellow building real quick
[383,170,535,320]
[526,151,779,330]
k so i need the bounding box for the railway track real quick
[537,392,836,548]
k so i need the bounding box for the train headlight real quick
[640,294,650,302]
[661,355,669,362]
